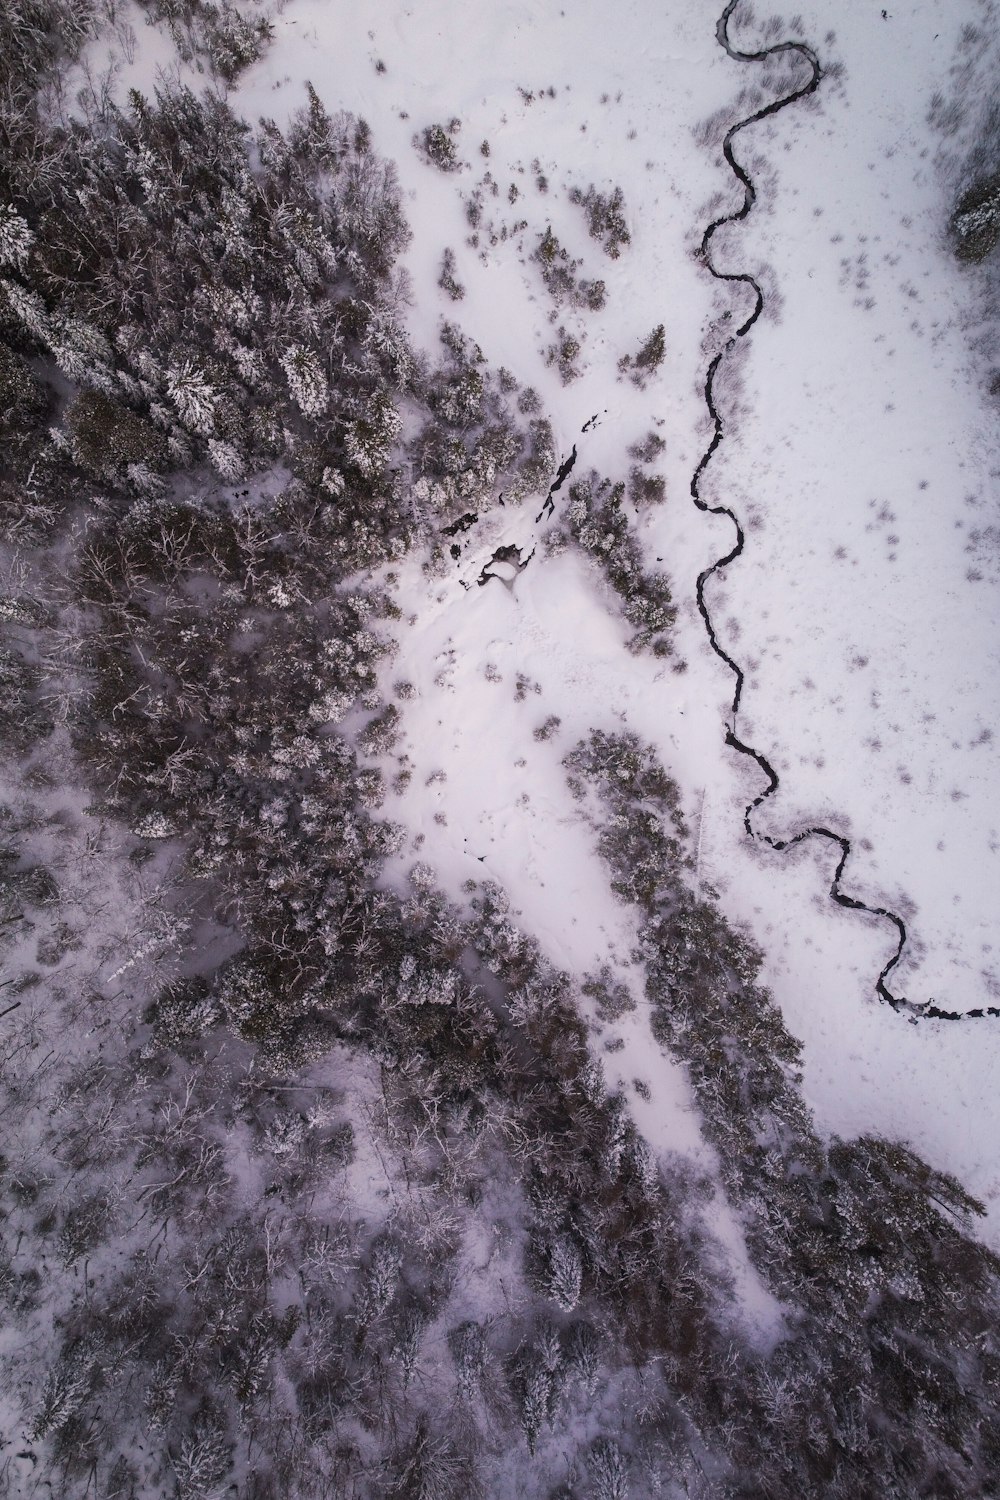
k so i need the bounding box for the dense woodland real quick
[1,1,1000,1496]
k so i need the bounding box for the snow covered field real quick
[87,0,1000,1237]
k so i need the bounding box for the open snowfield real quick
[707,0,1000,1016]
[84,0,1000,1239]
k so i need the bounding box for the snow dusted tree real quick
[448,1320,490,1400]
[171,1410,232,1499]
[167,357,217,434]
[48,313,115,388]
[1,276,48,339]
[565,1321,601,1396]
[588,1438,629,1500]
[417,122,460,172]
[519,1359,551,1456]
[511,1324,567,1456]
[393,950,458,1008]
[263,1109,307,1158]
[354,1234,402,1332]
[344,393,402,477]
[364,310,412,388]
[207,437,245,481]
[32,1348,96,1439]
[0,202,33,268]
[545,1233,583,1311]
[280,343,329,418]
[203,0,274,83]
[389,1414,473,1500]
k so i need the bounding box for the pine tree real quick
[0,202,33,267]
[520,1361,550,1455]
[171,1411,232,1500]
[280,343,329,418]
[589,1438,629,1500]
[546,1234,583,1311]
[167,358,218,435]
[207,437,244,481]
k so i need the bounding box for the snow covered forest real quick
[2,0,1000,1495]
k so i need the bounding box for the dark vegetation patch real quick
[563,471,677,657]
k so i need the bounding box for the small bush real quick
[546,330,581,384]
[570,184,630,258]
[438,247,465,301]
[418,122,460,172]
[582,966,635,1020]
[533,715,562,743]
[619,324,665,388]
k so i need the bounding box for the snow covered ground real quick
[707,0,1000,1016]
[85,0,1000,1241]
[695,0,1000,1234]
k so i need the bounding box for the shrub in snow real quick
[581,276,607,310]
[202,0,274,82]
[582,966,636,1020]
[546,328,582,384]
[417,121,460,172]
[438,246,465,301]
[565,473,677,655]
[628,463,665,506]
[359,702,401,755]
[533,714,562,742]
[619,323,665,388]
[634,322,665,371]
[570,183,630,258]
[628,429,665,463]
[533,225,578,303]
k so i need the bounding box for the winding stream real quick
[695,1,997,1022]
